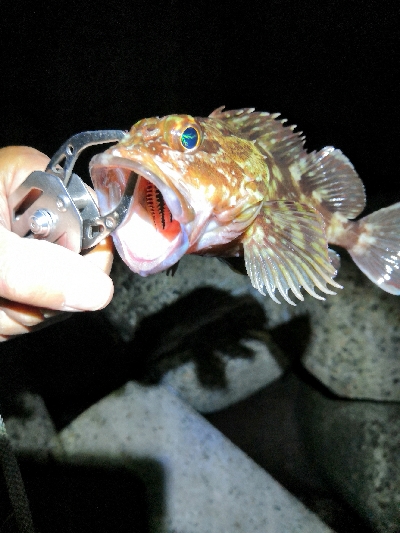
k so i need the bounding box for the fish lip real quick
[90,153,189,223]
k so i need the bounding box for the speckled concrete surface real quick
[300,385,400,533]
[103,254,298,410]
[103,254,301,342]
[4,392,56,460]
[161,338,287,412]
[302,256,400,401]
[93,251,400,530]
[105,253,400,402]
[52,381,334,533]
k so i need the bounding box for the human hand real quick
[0,146,114,341]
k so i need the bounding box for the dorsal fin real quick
[299,147,366,219]
[210,107,366,221]
[209,107,306,167]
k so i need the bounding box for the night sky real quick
[1,1,399,201]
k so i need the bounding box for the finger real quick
[0,147,49,227]
[0,298,45,327]
[0,299,71,341]
[0,146,114,275]
[0,308,31,337]
[82,235,114,276]
[0,146,49,192]
[0,297,62,326]
[0,228,114,311]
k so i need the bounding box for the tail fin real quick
[348,202,400,295]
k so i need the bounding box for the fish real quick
[89,107,400,305]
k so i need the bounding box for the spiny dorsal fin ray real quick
[242,201,342,304]
[348,202,400,295]
[298,147,366,219]
[209,107,306,167]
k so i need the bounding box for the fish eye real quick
[180,126,200,150]
[163,116,202,152]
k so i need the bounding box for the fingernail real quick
[62,271,113,311]
[40,309,61,319]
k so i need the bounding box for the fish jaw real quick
[90,153,194,275]
[112,203,190,276]
[90,150,261,274]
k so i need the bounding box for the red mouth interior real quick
[138,177,181,241]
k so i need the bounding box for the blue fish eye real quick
[180,126,199,150]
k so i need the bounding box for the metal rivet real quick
[56,195,69,212]
[29,209,54,237]
[105,217,115,229]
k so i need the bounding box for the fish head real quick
[90,113,266,276]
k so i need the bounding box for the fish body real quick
[90,108,400,304]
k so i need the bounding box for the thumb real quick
[0,228,114,311]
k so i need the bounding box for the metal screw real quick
[29,209,54,237]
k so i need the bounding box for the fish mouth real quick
[90,154,192,275]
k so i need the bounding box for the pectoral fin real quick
[242,201,342,304]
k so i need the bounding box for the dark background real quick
[1,1,399,203]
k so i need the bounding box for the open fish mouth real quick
[90,154,191,275]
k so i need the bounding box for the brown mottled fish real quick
[90,107,400,305]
